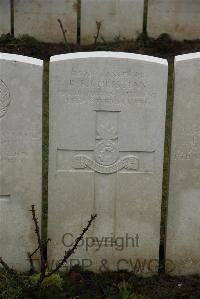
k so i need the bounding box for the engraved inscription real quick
[174,129,200,160]
[0,80,10,118]
[0,131,36,162]
[72,155,139,174]
[174,150,192,160]
[64,96,148,107]
[58,68,156,107]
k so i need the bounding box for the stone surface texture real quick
[166,53,200,275]
[147,0,200,40]
[0,0,11,35]
[81,0,144,45]
[0,53,43,271]
[14,0,77,43]
[48,52,168,274]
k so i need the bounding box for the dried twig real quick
[30,205,46,282]
[27,252,35,274]
[0,257,12,273]
[29,205,96,284]
[94,21,102,45]
[29,238,51,260]
[0,206,97,287]
[27,238,51,274]
[57,18,70,51]
[46,214,97,277]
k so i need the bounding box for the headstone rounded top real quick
[0,53,43,66]
[50,51,167,66]
[48,47,168,273]
[175,52,200,63]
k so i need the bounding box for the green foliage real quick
[131,295,151,299]
[0,33,13,43]
[0,269,31,299]
[0,268,151,299]
[0,269,65,298]
[118,281,133,299]
[30,273,63,290]
[18,34,39,48]
[117,281,150,299]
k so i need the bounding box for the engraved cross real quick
[57,107,154,239]
[0,195,10,202]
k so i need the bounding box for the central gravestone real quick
[48,52,168,274]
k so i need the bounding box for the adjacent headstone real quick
[48,52,168,274]
[0,0,11,36]
[81,0,144,45]
[166,53,200,275]
[14,0,77,43]
[0,53,43,271]
[147,0,200,40]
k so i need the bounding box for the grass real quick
[159,60,174,269]
[42,62,49,245]
[1,267,200,298]
[0,268,151,299]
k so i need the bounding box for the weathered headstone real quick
[81,0,144,45]
[147,0,200,40]
[0,0,11,36]
[166,53,200,275]
[0,53,43,271]
[14,0,77,43]
[48,52,168,274]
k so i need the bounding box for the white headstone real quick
[14,0,77,43]
[0,0,11,36]
[48,52,168,274]
[147,0,200,41]
[0,53,43,271]
[166,53,200,275]
[81,0,144,45]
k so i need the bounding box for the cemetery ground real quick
[1,34,200,298]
